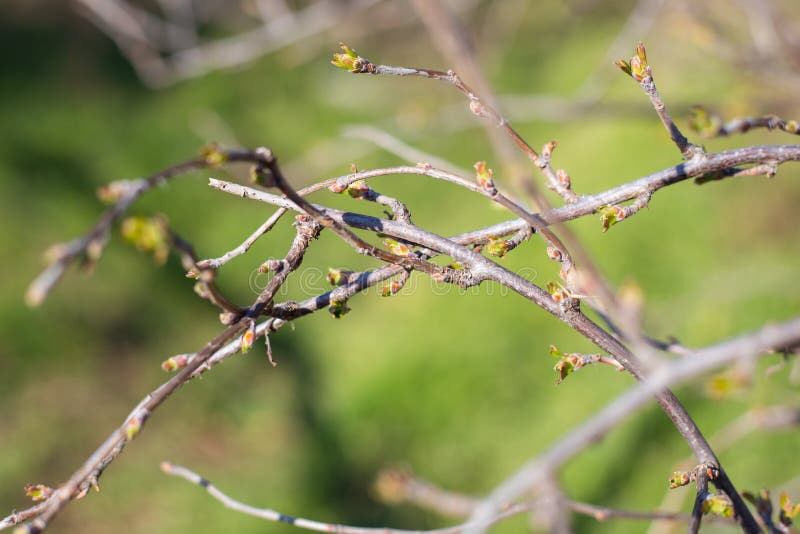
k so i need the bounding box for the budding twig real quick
[689,106,800,139]
[331,43,569,206]
[160,461,538,534]
[616,42,703,159]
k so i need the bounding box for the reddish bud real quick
[546,246,563,262]
[384,238,410,257]
[241,322,256,353]
[328,181,349,193]
[556,169,571,187]
[542,140,557,159]
[125,414,145,441]
[381,279,404,297]
[161,354,190,372]
[469,99,489,118]
[669,471,691,489]
[96,180,133,204]
[474,161,497,194]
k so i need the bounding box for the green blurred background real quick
[1,1,799,532]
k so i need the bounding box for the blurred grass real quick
[1,2,799,533]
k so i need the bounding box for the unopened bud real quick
[384,238,410,257]
[200,143,227,166]
[546,246,563,262]
[556,169,571,188]
[327,268,353,286]
[347,179,370,199]
[328,299,351,318]
[259,259,282,273]
[542,140,557,159]
[219,312,237,325]
[474,161,497,194]
[161,354,190,372]
[240,321,256,353]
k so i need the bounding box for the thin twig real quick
[689,107,800,139]
[342,125,470,176]
[160,462,537,534]
[689,466,711,534]
[196,207,287,270]
[409,0,534,199]
[615,43,703,159]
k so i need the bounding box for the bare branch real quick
[160,462,538,534]
[615,43,703,159]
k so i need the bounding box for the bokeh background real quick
[1,1,799,532]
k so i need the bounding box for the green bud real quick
[347,179,370,199]
[687,106,722,137]
[702,494,734,518]
[485,236,509,257]
[327,268,353,286]
[200,143,227,166]
[779,492,800,526]
[636,42,647,63]
[614,59,632,77]
[384,238,410,257]
[669,471,691,489]
[121,215,170,264]
[161,354,190,372]
[474,161,497,194]
[24,484,53,502]
[240,321,256,353]
[328,299,351,318]
[554,356,576,385]
[125,415,143,441]
[331,42,368,72]
[599,205,625,232]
